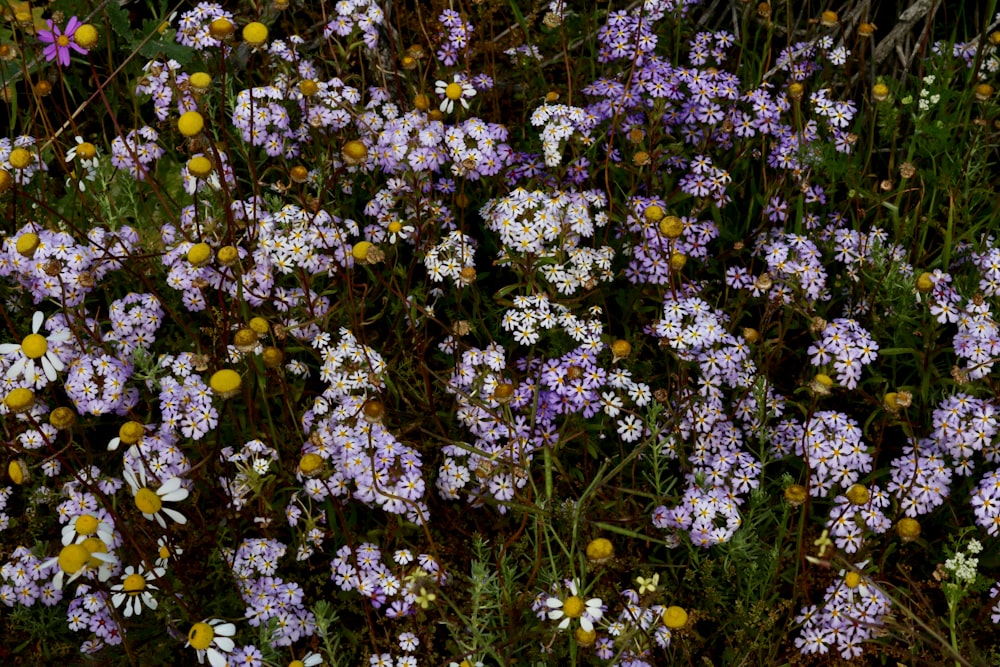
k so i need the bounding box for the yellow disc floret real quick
[845,483,870,505]
[299,453,324,476]
[58,544,89,574]
[784,483,807,507]
[178,111,205,137]
[8,459,27,485]
[3,387,34,413]
[844,571,862,588]
[15,232,39,257]
[74,24,99,49]
[8,147,32,170]
[75,142,97,160]
[662,605,688,629]
[562,595,585,618]
[897,517,921,541]
[342,140,368,165]
[187,242,213,267]
[445,82,463,101]
[188,622,215,650]
[209,18,235,40]
[210,369,242,397]
[586,537,614,562]
[352,241,373,262]
[82,537,108,567]
[659,215,684,238]
[21,333,47,359]
[189,72,212,93]
[242,22,269,47]
[135,487,162,515]
[123,572,146,593]
[643,204,665,222]
[575,627,597,646]
[187,156,214,178]
[299,79,319,97]
[75,514,99,536]
[248,317,270,335]
[120,421,145,445]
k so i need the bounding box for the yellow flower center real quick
[209,369,242,397]
[662,605,689,629]
[844,571,862,589]
[8,147,31,169]
[82,536,108,567]
[188,622,214,650]
[289,661,305,667]
[123,572,146,594]
[15,232,39,256]
[57,35,70,48]
[445,82,463,100]
[388,220,403,234]
[159,544,171,560]
[76,142,97,160]
[58,544,89,574]
[135,487,162,514]
[562,595,585,619]
[21,333,47,359]
[178,111,205,137]
[74,24,98,49]
[299,453,324,475]
[120,421,145,445]
[75,514,99,536]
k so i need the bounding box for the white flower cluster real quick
[424,231,477,286]
[945,538,982,584]
[480,187,608,256]
[530,103,594,167]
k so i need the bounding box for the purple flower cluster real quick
[135,59,197,121]
[175,3,234,50]
[220,439,278,512]
[0,137,45,185]
[771,410,873,497]
[110,126,164,181]
[321,0,383,49]
[227,538,315,646]
[622,197,718,285]
[106,293,163,355]
[824,486,891,553]
[331,543,446,620]
[807,318,879,389]
[0,546,61,608]
[0,224,138,306]
[64,353,137,416]
[794,564,892,659]
[435,9,472,66]
[66,586,123,651]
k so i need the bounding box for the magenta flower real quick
[37,17,88,67]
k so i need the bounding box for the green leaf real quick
[137,35,195,65]
[106,1,131,39]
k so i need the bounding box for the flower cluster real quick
[807,318,879,389]
[795,563,892,659]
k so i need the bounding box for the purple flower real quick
[38,17,88,67]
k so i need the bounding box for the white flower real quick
[545,580,603,631]
[123,446,189,528]
[0,311,71,386]
[61,513,115,546]
[110,565,164,617]
[435,75,476,114]
[186,618,237,667]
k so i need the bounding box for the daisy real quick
[435,75,476,114]
[43,540,117,590]
[186,618,237,667]
[545,579,604,632]
[37,16,89,67]
[61,512,115,546]
[0,311,72,386]
[110,565,164,617]
[123,447,189,528]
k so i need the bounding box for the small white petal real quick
[545,598,564,609]
[46,352,64,373]
[158,476,183,495]
[213,636,235,651]
[0,343,20,354]
[41,356,57,382]
[580,617,593,633]
[32,311,43,333]
[206,647,227,667]
[212,622,236,637]
[161,507,187,525]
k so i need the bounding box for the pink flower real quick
[37,16,88,67]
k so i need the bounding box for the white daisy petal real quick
[161,507,187,525]
[32,310,43,333]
